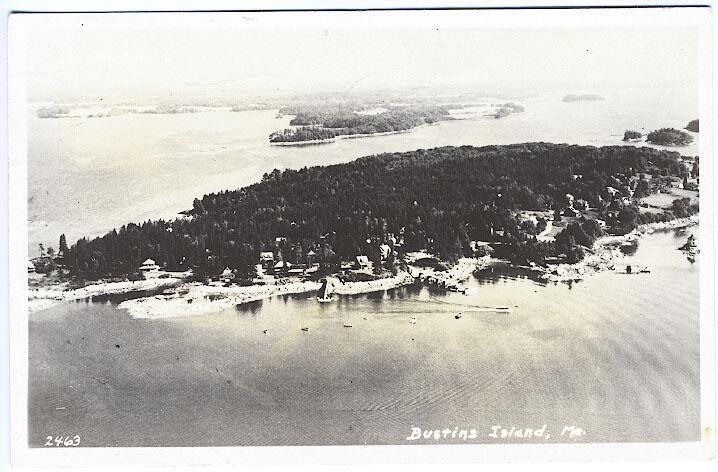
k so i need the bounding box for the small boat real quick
[262,329,269,334]
[316,278,333,303]
[343,322,353,328]
[454,313,462,320]
[495,306,511,313]
[409,316,417,324]
[301,327,310,332]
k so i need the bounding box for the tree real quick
[59,234,69,255]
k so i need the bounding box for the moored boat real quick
[316,278,333,303]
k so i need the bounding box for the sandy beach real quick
[28,271,191,313]
[120,271,419,319]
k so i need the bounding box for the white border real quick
[4,5,716,469]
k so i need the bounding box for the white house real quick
[220,267,234,283]
[139,258,160,273]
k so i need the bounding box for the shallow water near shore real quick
[28,227,700,446]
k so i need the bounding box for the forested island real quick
[269,105,452,143]
[646,128,694,146]
[56,143,696,281]
[623,130,643,142]
[489,103,525,119]
[685,119,699,132]
[563,94,604,103]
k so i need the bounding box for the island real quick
[36,106,72,118]
[30,142,698,313]
[269,104,453,143]
[488,102,525,119]
[646,127,694,146]
[623,130,643,142]
[562,94,604,103]
[685,119,699,132]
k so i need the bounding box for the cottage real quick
[562,207,581,218]
[259,251,275,269]
[355,255,371,270]
[220,267,234,283]
[307,249,317,265]
[273,260,291,275]
[139,258,160,273]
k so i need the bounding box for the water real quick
[27,88,699,253]
[28,228,700,446]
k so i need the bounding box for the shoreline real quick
[119,270,417,319]
[27,216,697,315]
[28,271,191,314]
[538,215,698,282]
[269,122,436,146]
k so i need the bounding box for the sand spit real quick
[28,271,190,314]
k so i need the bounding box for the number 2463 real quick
[44,435,80,447]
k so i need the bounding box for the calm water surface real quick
[29,228,700,446]
[28,88,699,252]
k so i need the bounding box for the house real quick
[355,255,371,270]
[470,241,494,255]
[273,260,291,276]
[307,249,317,265]
[379,244,392,261]
[259,251,275,269]
[139,258,160,273]
[220,267,234,283]
[562,206,581,218]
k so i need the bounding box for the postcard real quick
[6,6,715,468]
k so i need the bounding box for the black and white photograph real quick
[5,5,715,467]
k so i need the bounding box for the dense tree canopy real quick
[647,128,694,146]
[63,143,691,280]
[270,106,451,143]
[623,130,643,141]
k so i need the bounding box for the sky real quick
[15,11,702,103]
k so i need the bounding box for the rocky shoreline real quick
[538,215,699,282]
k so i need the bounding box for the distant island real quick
[51,143,695,283]
[36,106,71,118]
[623,130,643,142]
[646,127,694,146]
[563,94,604,103]
[269,104,452,143]
[488,102,525,119]
[685,119,699,132]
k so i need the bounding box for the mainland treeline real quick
[63,143,693,280]
[269,106,451,143]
